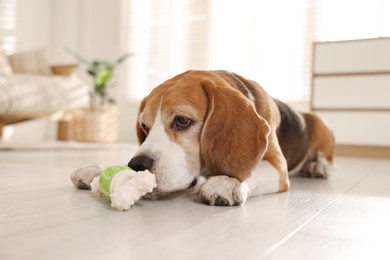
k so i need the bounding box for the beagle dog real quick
[71,70,334,206]
[127,70,335,206]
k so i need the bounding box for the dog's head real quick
[128,70,270,194]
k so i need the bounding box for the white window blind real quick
[125,0,390,102]
[0,0,17,53]
[126,0,209,100]
[314,0,390,42]
[208,0,313,102]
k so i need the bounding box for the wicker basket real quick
[73,105,119,143]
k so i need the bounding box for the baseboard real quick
[335,144,390,159]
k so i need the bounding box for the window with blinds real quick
[206,0,313,102]
[126,0,209,100]
[0,0,17,53]
[314,0,390,42]
[125,0,390,102]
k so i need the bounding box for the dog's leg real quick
[198,161,282,206]
[299,152,332,178]
[246,161,285,197]
[70,165,103,189]
[298,113,335,178]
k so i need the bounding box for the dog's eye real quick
[141,123,150,134]
[173,116,193,131]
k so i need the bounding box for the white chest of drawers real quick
[312,38,390,146]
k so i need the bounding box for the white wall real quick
[49,0,82,64]
[50,0,122,63]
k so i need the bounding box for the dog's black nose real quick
[128,155,154,172]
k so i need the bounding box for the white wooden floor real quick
[1,143,390,260]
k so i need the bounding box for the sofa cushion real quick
[9,48,51,75]
[0,48,12,76]
[0,74,89,114]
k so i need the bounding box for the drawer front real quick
[318,112,390,146]
[312,75,390,109]
[314,38,390,74]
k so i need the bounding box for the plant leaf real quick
[64,47,90,65]
[115,53,132,65]
[95,68,113,89]
[87,69,96,76]
[107,97,116,104]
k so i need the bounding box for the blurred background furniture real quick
[0,48,89,140]
[312,37,390,157]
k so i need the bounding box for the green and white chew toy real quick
[89,165,156,211]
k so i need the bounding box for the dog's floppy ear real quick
[136,98,147,145]
[201,79,271,181]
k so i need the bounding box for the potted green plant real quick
[66,48,131,143]
[66,48,131,108]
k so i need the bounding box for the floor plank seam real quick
[260,169,371,259]
[260,193,344,259]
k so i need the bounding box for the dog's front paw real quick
[70,165,103,190]
[199,175,249,206]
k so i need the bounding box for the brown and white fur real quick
[72,70,335,206]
